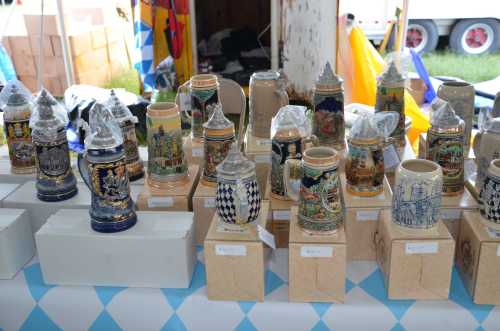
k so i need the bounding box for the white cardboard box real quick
[36,209,196,288]
[0,183,20,206]
[0,209,35,279]
[0,159,36,184]
[2,181,143,234]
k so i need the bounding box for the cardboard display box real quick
[0,209,35,279]
[0,183,21,206]
[288,206,346,303]
[456,211,500,305]
[204,202,270,302]
[136,165,199,211]
[192,181,217,244]
[441,186,479,243]
[265,177,296,248]
[244,127,271,196]
[375,210,455,300]
[343,174,392,261]
[36,209,195,288]
[183,135,204,166]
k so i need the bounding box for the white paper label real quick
[179,92,191,111]
[300,246,333,258]
[256,139,272,147]
[192,148,203,157]
[384,144,401,170]
[486,227,500,239]
[405,242,439,255]
[215,244,247,256]
[254,154,271,163]
[497,245,500,257]
[258,225,276,249]
[273,210,290,221]
[204,198,216,208]
[147,197,174,208]
[356,210,380,221]
[441,209,461,221]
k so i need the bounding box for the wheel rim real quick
[406,24,428,53]
[461,23,494,54]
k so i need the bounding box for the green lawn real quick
[105,68,142,95]
[421,51,500,83]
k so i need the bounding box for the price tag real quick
[147,197,174,208]
[405,242,439,255]
[179,92,191,111]
[192,148,203,157]
[486,227,500,239]
[254,154,271,163]
[441,209,461,221]
[215,244,247,256]
[204,198,216,208]
[300,246,333,258]
[356,210,380,221]
[273,210,290,221]
[497,245,500,257]
[258,225,276,249]
[256,139,272,147]
[383,144,401,170]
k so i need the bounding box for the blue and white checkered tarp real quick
[0,247,498,331]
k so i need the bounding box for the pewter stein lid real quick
[251,70,280,81]
[349,107,399,143]
[483,117,500,134]
[379,61,405,85]
[271,105,310,139]
[106,89,138,124]
[315,62,342,92]
[0,79,32,110]
[349,114,381,142]
[431,101,463,129]
[216,143,255,177]
[30,89,69,140]
[84,103,124,150]
[203,103,234,131]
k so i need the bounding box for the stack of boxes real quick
[3,13,131,96]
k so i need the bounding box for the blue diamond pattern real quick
[265,270,285,296]
[161,313,188,331]
[475,327,486,331]
[311,303,331,318]
[88,311,122,331]
[235,317,258,331]
[162,261,206,310]
[358,269,415,320]
[239,301,257,314]
[449,268,494,323]
[391,322,406,331]
[346,278,356,293]
[23,263,54,302]
[311,320,330,331]
[20,306,61,331]
[94,286,126,307]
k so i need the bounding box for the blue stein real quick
[31,89,78,201]
[78,103,137,233]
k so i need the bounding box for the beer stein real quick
[479,159,500,230]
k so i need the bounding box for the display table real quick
[0,248,498,331]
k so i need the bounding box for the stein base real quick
[11,166,36,175]
[270,192,291,201]
[128,170,145,182]
[299,226,341,236]
[37,187,78,202]
[391,222,440,236]
[91,215,138,233]
[200,177,217,187]
[442,187,464,197]
[346,185,383,197]
[147,173,189,189]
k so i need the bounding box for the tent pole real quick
[56,0,75,88]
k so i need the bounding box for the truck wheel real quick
[406,19,439,53]
[450,19,500,55]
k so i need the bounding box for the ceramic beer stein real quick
[31,89,78,202]
[178,74,219,140]
[215,143,262,230]
[107,89,144,181]
[1,83,36,173]
[249,70,289,138]
[346,111,399,196]
[284,146,344,233]
[202,103,235,185]
[375,61,406,147]
[479,159,500,230]
[392,159,443,229]
[426,102,465,195]
[492,92,500,118]
[271,106,318,199]
[473,117,500,191]
[437,81,475,154]
[312,62,345,149]
[78,103,137,233]
[147,102,188,188]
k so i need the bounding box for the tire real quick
[450,18,500,55]
[406,19,439,53]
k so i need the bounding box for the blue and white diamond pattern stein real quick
[78,103,137,233]
[215,143,261,230]
[479,159,500,230]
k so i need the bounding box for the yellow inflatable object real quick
[347,26,430,150]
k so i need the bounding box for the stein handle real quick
[302,134,319,150]
[77,153,91,190]
[284,158,301,201]
[176,80,192,120]
[234,179,250,225]
[472,131,482,164]
[276,72,289,107]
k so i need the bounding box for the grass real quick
[421,50,500,83]
[105,68,142,95]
